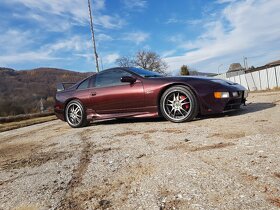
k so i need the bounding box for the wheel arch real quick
[157,83,200,116]
[64,97,84,118]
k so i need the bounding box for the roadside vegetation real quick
[0,115,57,132]
[0,67,91,117]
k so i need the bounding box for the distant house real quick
[266,60,280,67]
[227,63,245,72]
[226,63,245,77]
[245,59,280,74]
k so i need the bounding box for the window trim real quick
[76,77,90,90]
[93,69,135,88]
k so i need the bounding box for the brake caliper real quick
[180,96,189,109]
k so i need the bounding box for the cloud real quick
[4,0,125,31]
[216,0,237,4]
[165,17,203,25]
[45,36,91,54]
[0,29,34,53]
[0,29,141,68]
[97,15,126,29]
[165,18,180,24]
[96,33,113,42]
[103,53,120,64]
[93,0,106,11]
[122,0,147,10]
[7,0,88,23]
[12,12,74,32]
[0,52,61,67]
[165,0,280,73]
[161,50,177,57]
[123,31,150,45]
[0,29,92,66]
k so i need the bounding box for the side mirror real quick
[121,76,136,84]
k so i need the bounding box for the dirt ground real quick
[0,91,280,210]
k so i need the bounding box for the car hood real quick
[150,76,237,85]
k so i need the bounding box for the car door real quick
[89,69,145,114]
[72,77,92,107]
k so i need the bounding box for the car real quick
[54,67,248,128]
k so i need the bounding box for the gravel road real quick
[1,91,280,210]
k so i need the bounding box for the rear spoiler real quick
[56,82,76,92]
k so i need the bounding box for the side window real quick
[95,69,133,88]
[77,78,90,90]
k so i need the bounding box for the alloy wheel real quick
[163,90,192,121]
[66,102,83,127]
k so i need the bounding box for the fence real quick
[215,66,280,91]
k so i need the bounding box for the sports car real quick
[54,67,248,128]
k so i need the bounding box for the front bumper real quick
[200,90,247,115]
[223,91,247,112]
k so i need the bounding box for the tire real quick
[65,100,88,128]
[160,86,199,123]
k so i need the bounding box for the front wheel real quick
[160,86,199,123]
[65,100,88,128]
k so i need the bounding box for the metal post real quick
[259,70,262,90]
[218,64,223,75]
[244,72,250,91]
[88,0,100,72]
[266,67,269,89]
[275,67,279,88]
[250,72,257,91]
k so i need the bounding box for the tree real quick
[115,56,133,67]
[116,50,168,74]
[180,65,190,75]
[134,50,168,74]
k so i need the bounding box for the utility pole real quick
[218,64,223,74]
[243,56,248,70]
[87,0,100,72]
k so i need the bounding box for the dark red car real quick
[54,67,247,128]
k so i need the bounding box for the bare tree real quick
[116,50,168,74]
[115,56,133,67]
[134,50,168,73]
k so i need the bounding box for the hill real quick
[0,67,92,116]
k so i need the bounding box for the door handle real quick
[90,92,96,96]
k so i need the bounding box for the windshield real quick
[128,67,164,78]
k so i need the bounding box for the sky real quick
[0,0,280,74]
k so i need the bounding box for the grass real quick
[0,115,57,132]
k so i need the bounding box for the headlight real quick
[214,92,230,98]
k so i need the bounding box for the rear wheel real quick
[65,100,88,128]
[160,86,198,123]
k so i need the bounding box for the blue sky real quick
[0,0,280,73]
